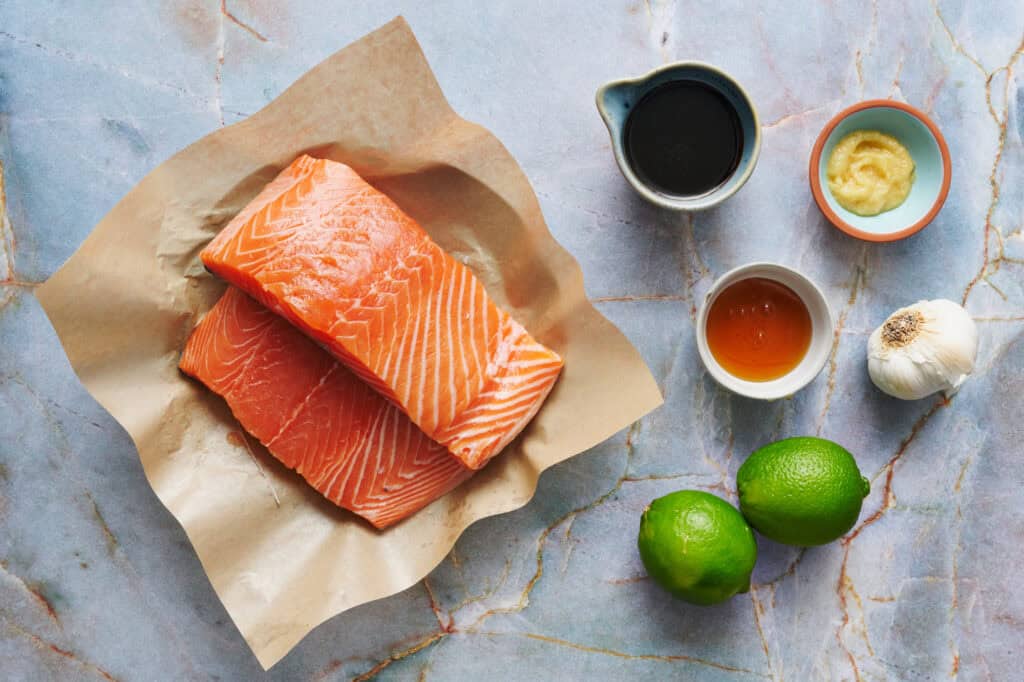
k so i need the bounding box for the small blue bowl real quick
[596,62,761,211]
[810,100,952,242]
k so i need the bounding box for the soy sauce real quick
[624,80,744,197]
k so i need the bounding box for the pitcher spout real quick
[595,79,641,137]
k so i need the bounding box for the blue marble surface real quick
[2,1,1023,679]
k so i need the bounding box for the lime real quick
[736,437,870,546]
[637,490,757,605]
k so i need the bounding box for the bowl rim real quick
[808,99,952,242]
[595,60,762,211]
[694,262,834,401]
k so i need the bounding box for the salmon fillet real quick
[179,287,472,529]
[202,155,563,469]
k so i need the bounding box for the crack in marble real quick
[973,315,1024,323]
[762,103,834,130]
[923,69,950,112]
[676,213,710,322]
[78,152,138,189]
[422,577,454,633]
[443,559,512,619]
[721,431,736,486]
[768,400,787,442]
[817,247,868,436]
[214,1,226,126]
[974,327,1024,378]
[834,567,864,681]
[2,370,104,430]
[846,570,875,657]
[0,159,17,288]
[932,3,990,82]
[356,620,768,679]
[748,584,778,681]
[948,32,1024,305]
[603,574,649,585]
[46,402,106,432]
[559,513,579,573]
[445,548,467,593]
[960,83,1010,306]
[2,373,204,677]
[754,547,807,589]
[693,382,734,496]
[621,471,714,483]
[930,10,1024,315]
[834,395,949,680]
[654,319,686,401]
[0,30,214,110]
[947,452,975,677]
[221,1,269,42]
[84,492,119,557]
[0,562,60,624]
[534,191,645,228]
[854,50,865,93]
[847,0,880,98]
[992,613,1024,626]
[2,620,118,681]
[752,14,799,112]
[641,0,678,64]
[478,630,769,677]
[351,631,447,682]
[4,371,74,457]
[463,420,643,633]
[0,280,37,309]
[310,658,345,681]
[591,294,687,303]
[983,275,1008,300]
[888,53,905,97]
[856,396,949,535]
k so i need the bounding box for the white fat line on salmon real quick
[315,391,380,497]
[402,260,425,415]
[431,255,445,429]
[454,265,471,416]
[265,364,341,449]
[445,263,459,424]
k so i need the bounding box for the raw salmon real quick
[179,287,472,529]
[202,155,563,469]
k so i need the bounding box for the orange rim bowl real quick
[808,99,952,242]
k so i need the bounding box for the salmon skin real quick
[202,155,563,469]
[179,287,472,529]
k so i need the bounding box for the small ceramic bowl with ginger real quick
[809,100,951,242]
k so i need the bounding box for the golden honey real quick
[706,278,812,382]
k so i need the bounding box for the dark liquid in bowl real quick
[624,80,744,197]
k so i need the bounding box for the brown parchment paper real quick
[36,17,662,669]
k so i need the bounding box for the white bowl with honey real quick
[696,263,833,400]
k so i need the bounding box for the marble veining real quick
[1,1,1022,680]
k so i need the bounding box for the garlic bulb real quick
[867,299,978,400]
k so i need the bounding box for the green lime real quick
[736,437,870,546]
[637,490,757,606]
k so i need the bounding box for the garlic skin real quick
[867,299,978,400]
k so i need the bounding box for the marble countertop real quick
[2,2,1022,680]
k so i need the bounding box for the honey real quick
[705,277,812,382]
